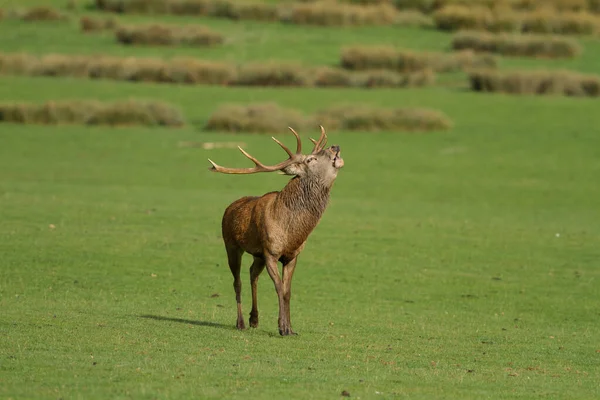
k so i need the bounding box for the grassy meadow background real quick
[1,0,599,398]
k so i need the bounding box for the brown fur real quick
[212,133,343,336]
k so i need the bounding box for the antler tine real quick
[271,127,302,158]
[310,125,328,154]
[207,127,304,174]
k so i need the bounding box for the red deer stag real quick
[208,126,344,336]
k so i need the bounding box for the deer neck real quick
[274,175,332,224]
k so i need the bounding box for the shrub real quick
[80,16,118,32]
[315,105,453,132]
[0,100,185,127]
[283,1,398,26]
[21,6,67,21]
[452,31,582,58]
[233,63,311,86]
[340,46,496,73]
[115,23,223,47]
[205,103,313,133]
[468,69,600,96]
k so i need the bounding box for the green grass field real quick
[1,2,600,399]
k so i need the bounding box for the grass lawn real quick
[1,1,600,399]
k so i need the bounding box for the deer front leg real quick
[263,253,294,336]
[249,256,266,328]
[282,257,298,335]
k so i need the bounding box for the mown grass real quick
[1,1,600,399]
[1,75,600,399]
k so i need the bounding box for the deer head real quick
[208,126,344,185]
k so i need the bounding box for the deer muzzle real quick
[332,145,344,169]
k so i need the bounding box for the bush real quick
[340,46,496,73]
[283,1,398,25]
[452,31,582,58]
[0,100,185,127]
[316,105,453,132]
[80,16,118,32]
[205,103,314,133]
[115,23,223,47]
[468,69,600,96]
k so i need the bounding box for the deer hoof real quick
[279,328,298,336]
[236,320,246,330]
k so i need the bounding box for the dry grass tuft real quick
[210,1,279,21]
[314,67,436,87]
[205,103,313,133]
[233,63,312,86]
[115,24,223,46]
[452,31,582,58]
[283,1,398,25]
[468,69,600,96]
[80,16,118,33]
[94,0,278,20]
[0,52,438,89]
[341,46,496,73]
[394,9,434,27]
[316,104,453,132]
[0,52,236,85]
[205,103,452,133]
[21,6,67,21]
[433,4,600,34]
[0,100,185,127]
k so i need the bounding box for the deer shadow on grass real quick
[138,314,233,330]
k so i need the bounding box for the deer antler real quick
[310,125,328,154]
[208,127,304,174]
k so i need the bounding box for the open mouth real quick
[333,150,344,169]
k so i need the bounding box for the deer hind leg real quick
[249,256,266,328]
[226,245,245,330]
